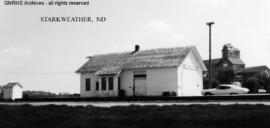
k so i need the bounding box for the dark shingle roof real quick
[76,46,197,74]
[3,82,23,88]
[240,65,270,73]
[203,58,222,66]
[203,58,245,66]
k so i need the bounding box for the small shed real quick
[2,82,23,100]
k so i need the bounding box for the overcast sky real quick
[1,0,270,93]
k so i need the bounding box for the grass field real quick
[0,104,269,128]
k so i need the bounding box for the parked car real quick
[258,89,267,93]
[202,84,249,96]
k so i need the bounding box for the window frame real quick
[96,81,99,91]
[101,77,107,91]
[108,77,114,90]
[118,77,121,90]
[85,78,91,91]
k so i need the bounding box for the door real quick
[182,66,199,96]
[134,77,147,96]
[134,71,147,96]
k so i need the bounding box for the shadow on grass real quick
[0,104,269,128]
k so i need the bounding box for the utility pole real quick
[207,22,214,89]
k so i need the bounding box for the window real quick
[108,77,114,90]
[85,78,91,91]
[96,82,99,91]
[118,77,121,90]
[101,77,106,90]
[217,86,231,90]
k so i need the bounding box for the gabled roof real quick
[76,46,206,75]
[203,58,245,66]
[203,58,222,66]
[3,82,23,88]
[240,65,270,73]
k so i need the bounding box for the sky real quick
[1,0,270,93]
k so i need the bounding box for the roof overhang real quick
[94,66,122,76]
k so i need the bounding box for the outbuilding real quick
[2,82,23,100]
[76,45,207,97]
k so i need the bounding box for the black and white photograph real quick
[1,0,270,128]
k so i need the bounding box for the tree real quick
[260,74,270,93]
[216,67,236,84]
[268,77,270,93]
[0,86,2,99]
[245,76,260,93]
[203,77,220,89]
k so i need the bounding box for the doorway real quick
[134,71,147,96]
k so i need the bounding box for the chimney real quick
[135,45,140,52]
[86,56,93,60]
[131,44,140,54]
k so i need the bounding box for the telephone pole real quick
[206,22,214,89]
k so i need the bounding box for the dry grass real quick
[0,104,269,128]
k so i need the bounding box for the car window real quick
[217,86,231,90]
